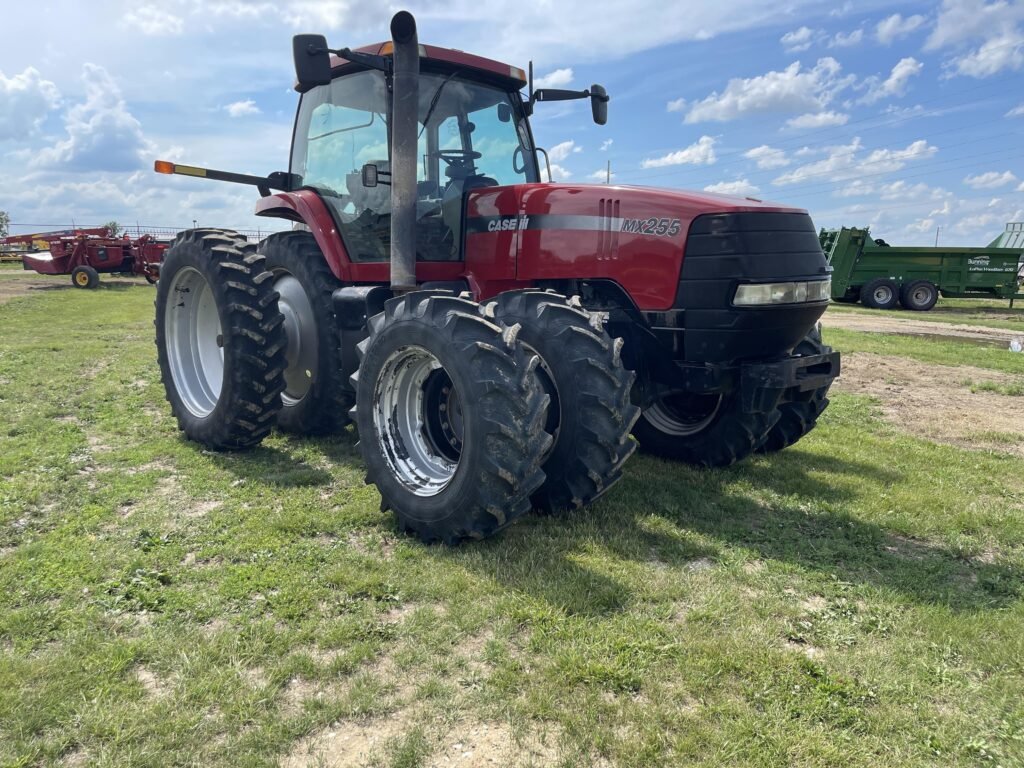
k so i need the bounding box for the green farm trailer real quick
[820,224,1024,311]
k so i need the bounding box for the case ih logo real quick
[487,215,530,232]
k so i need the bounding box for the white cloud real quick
[0,67,60,141]
[589,168,614,181]
[860,57,923,104]
[123,6,185,36]
[1017,182,1024,191]
[781,26,816,52]
[744,145,789,169]
[534,68,574,88]
[1007,104,1024,117]
[830,29,863,48]
[600,139,613,151]
[786,110,849,128]
[685,58,850,123]
[949,31,1024,78]
[875,13,926,45]
[666,98,687,113]
[547,140,579,162]
[773,138,937,186]
[926,0,1024,78]
[963,171,1018,189]
[641,136,717,168]
[225,99,260,117]
[704,179,760,196]
[33,64,154,172]
[547,163,572,181]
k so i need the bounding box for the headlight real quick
[733,278,831,306]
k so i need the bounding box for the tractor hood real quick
[465,182,812,311]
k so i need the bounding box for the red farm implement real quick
[2,229,169,288]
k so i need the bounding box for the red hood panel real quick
[502,183,804,310]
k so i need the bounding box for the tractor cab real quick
[289,57,541,263]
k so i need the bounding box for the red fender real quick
[255,190,353,281]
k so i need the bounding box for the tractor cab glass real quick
[291,67,538,262]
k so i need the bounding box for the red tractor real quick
[154,11,839,543]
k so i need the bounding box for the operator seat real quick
[441,164,498,247]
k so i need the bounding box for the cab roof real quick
[319,43,528,91]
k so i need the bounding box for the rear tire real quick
[632,391,778,468]
[352,292,551,544]
[899,280,938,311]
[259,232,351,434]
[860,278,899,309]
[155,229,287,450]
[487,291,639,512]
[71,265,99,289]
[755,330,833,453]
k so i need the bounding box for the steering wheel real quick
[434,149,482,170]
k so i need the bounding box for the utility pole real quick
[935,226,940,246]
[606,160,611,184]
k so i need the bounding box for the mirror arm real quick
[333,48,392,74]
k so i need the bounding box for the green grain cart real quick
[820,223,1024,310]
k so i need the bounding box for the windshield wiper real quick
[418,70,462,138]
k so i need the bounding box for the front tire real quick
[352,293,551,544]
[259,232,351,434]
[860,278,899,309]
[155,229,287,450]
[755,330,833,453]
[71,265,99,289]
[487,291,639,512]
[632,391,777,468]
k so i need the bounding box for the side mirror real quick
[292,34,332,88]
[361,163,379,188]
[497,103,512,123]
[590,84,608,126]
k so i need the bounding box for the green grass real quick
[2,282,1024,767]
[964,380,1024,397]
[824,327,1024,375]
[826,298,1024,333]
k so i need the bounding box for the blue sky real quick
[1,0,1022,245]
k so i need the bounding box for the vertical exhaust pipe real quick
[389,10,418,291]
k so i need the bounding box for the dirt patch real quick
[835,352,1024,455]
[824,311,1022,346]
[135,665,169,698]
[427,720,562,768]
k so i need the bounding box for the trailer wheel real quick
[487,291,639,513]
[259,232,351,434]
[155,229,287,450]
[352,292,551,544]
[899,280,938,311]
[860,278,899,309]
[755,331,833,453]
[632,391,778,468]
[71,266,99,289]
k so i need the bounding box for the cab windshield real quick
[290,68,538,262]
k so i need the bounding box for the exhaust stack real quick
[389,10,419,291]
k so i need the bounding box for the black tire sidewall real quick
[355,317,492,526]
[261,233,347,434]
[72,266,99,289]
[899,280,937,311]
[861,278,898,309]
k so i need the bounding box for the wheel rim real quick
[165,266,224,417]
[911,286,932,305]
[873,285,893,304]
[372,346,463,497]
[274,272,318,405]
[75,271,89,287]
[645,392,722,436]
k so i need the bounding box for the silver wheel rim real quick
[645,393,722,437]
[275,272,317,405]
[912,286,931,305]
[165,266,223,417]
[874,285,893,304]
[372,346,462,497]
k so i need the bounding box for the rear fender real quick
[255,190,351,281]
